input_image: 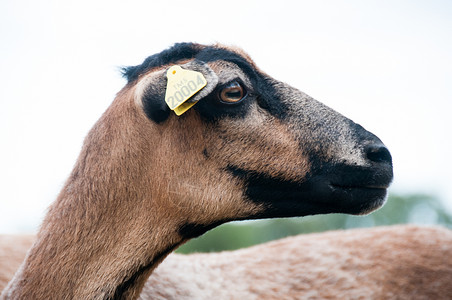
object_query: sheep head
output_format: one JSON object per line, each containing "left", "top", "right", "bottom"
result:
{"left": 123, "top": 43, "right": 393, "bottom": 237}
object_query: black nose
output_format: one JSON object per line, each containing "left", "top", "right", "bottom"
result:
{"left": 365, "top": 144, "right": 392, "bottom": 165}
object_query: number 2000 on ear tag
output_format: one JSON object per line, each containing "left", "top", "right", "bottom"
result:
{"left": 165, "top": 65, "right": 207, "bottom": 116}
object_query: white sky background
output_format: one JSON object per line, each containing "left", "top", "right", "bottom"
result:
{"left": 0, "top": 0, "right": 451, "bottom": 233}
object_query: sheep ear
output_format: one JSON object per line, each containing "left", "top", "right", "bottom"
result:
{"left": 136, "top": 69, "right": 171, "bottom": 123}
{"left": 136, "top": 60, "right": 219, "bottom": 123}
{"left": 178, "top": 60, "right": 219, "bottom": 103}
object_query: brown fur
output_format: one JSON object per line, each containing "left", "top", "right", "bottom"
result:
{"left": 143, "top": 225, "right": 452, "bottom": 300}
{"left": 1, "top": 44, "right": 393, "bottom": 299}
{"left": 0, "top": 235, "right": 34, "bottom": 292}
{"left": 1, "top": 225, "right": 451, "bottom": 299}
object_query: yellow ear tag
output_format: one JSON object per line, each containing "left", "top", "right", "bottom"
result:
{"left": 165, "top": 65, "right": 207, "bottom": 116}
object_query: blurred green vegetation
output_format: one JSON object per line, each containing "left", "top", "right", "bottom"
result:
{"left": 177, "top": 194, "right": 452, "bottom": 254}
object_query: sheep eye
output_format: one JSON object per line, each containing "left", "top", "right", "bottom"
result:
{"left": 219, "top": 81, "right": 246, "bottom": 104}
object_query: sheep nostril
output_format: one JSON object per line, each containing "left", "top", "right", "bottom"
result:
{"left": 366, "top": 144, "right": 392, "bottom": 165}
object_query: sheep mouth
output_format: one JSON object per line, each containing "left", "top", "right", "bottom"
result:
{"left": 330, "top": 184, "right": 389, "bottom": 190}
{"left": 227, "top": 163, "right": 392, "bottom": 218}
{"left": 325, "top": 183, "right": 389, "bottom": 215}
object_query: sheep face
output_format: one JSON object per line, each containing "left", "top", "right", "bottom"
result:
{"left": 128, "top": 43, "right": 393, "bottom": 236}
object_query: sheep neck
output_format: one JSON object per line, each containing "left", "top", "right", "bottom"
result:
{"left": 2, "top": 95, "right": 184, "bottom": 299}
{"left": 3, "top": 191, "right": 183, "bottom": 299}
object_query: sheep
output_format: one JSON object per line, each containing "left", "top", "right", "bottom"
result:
{"left": 142, "top": 225, "right": 452, "bottom": 300}
{"left": 1, "top": 43, "right": 393, "bottom": 299}
{"left": 1, "top": 225, "right": 452, "bottom": 299}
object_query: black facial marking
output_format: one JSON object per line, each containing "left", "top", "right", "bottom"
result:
{"left": 121, "top": 43, "right": 203, "bottom": 83}
{"left": 196, "top": 48, "right": 260, "bottom": 81}
{"left": 227, "top": 162, "right": 392, "bottom": 218}
{"left": 226, "top": 166, "right": 322, "bottom": 218}
{"left": 256, "top": 77, "right": 287, "bottom": 119}
{"left": 178, "top": 221, "right": 226, "bottom": 239}
{"left": 202, "top": 148, "right": 209, "bottom": 158}
{"left": 193, "top": 83, "right": 252, "bottom": 121}
{"left": 142, "top": 85, "right": 170, "bottom": 123}
{"left": 195, "top": 48, "right": 287, "bottom": 119}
